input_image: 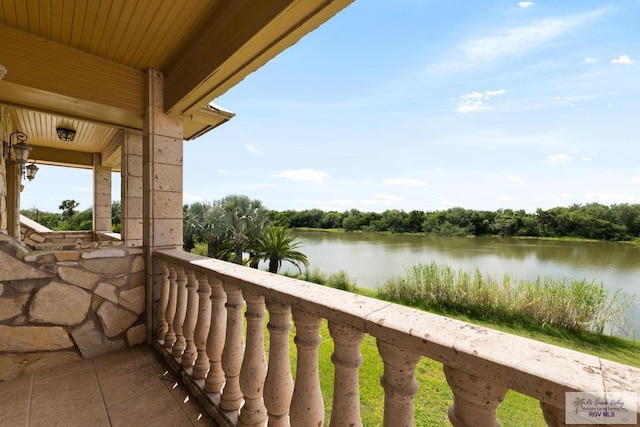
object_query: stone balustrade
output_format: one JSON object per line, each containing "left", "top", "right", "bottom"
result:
{"left": 153, "top": 249, "right": 640, "bottom": 427}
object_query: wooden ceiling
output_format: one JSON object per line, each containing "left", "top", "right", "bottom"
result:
{"left": 0, "top": 0, "right": 354, "bottom": 170}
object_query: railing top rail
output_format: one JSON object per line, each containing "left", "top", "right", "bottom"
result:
{"left": 154, "top": 249, "right": 640, "bottom": 413}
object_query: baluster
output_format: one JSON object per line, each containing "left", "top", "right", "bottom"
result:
{"left": 377, "top": 339, "right": 421, "bottom": 427}
{"left": 220, "top": 282, "right": 245, "bottom": 411}
{"left": 181, "top": 268, "right": 199, "bottom": 369}
{"left": 205, "top": 275, "right": 227, "bottom": 393}
{"left": 264, "top": 300, "right": 294, "bottom": 427}
{"left": 172, "top": 265, "right": 188, "bottom": 358}
{"left": 163, "top": 263, "right": 178, "bottom": 349}
{"left": 328, "top": 322, "right": 364, "bottom": 427}
{"left": 239, "top": 290, "right": 268, "bottom": 426}
{"left": 290, "top": 310, "right": 324, "bottom": 426}
{"left": 156, "top": 259, "right": 170, "bottom": 342}
{"left": 444, "top": 365, "right": 508, "bottom": 427}
{"left": 193, "top": 272, "right": 212, "bottom": 379}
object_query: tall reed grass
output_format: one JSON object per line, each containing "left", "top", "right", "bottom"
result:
{"left": 378, "top": 261, "right": 634, "bottom": 334}
{"left": 290, "top": 267, "right": 358, "bottom": 292}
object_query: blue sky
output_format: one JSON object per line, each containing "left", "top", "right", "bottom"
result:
{"left": 22, "top": 1, "right": 640, "bottom": 214}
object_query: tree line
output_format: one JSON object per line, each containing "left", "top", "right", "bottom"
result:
{"left": 23, "top": 199, "right": 640, "bottom": 244}
{"left": 268, "top": 203, "right": 640, "bottom": 241}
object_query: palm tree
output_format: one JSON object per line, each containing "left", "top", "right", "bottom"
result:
{"left": 253, "top": 225, "right": 309, "bottom": 274}
{"left": 184, "top": 196, "right": 269, "bottom": 263}
{"left": 185, "top": 201, "right": 231, "bottom": 259}
{"left": 219, "top": 195, "right": 269, "bottom": 265}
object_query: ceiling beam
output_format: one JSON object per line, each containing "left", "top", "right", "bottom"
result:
{"left": 0, "top": 25, "right": 144, "bottom": 128}
{"left": 30, "top": 146, "right": 95, "bottom": 169}
{"left": 164, "top": 0, "right": 354, "bottom": 116}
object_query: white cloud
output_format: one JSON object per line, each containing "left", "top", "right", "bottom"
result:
{"left": 244, "top": 144, "right": 263, "bottom": 156}
{"left": 457, "top": 89, "right": 506, "bottom": 113}
{"left": 585, "top": 192, "right": 637, "bottom": 203}
{"left": 438, "top": 198, "right": 463, "bottom": 208}
{"left": 584, "top": 57, "right": 597, "bottom": 63}
{"left": 611, "top": 55, "right": 636, "bottom": 65}
{"left": 461, "top": 10, "right": 604, "bottom": 67}
{"left": 546, "top": 153, "right": 573, "bottom": 164}
{"left": 518, "top": 2, "right": 533, "bottom": 8}
{"left": 507, "top": 176, "right": 524, "bottom": 183}
{"left": 384, "top": 177, "right": 429, "bottom": 186}
{"left": 373, "top": 194, "right": 404, "bottom": 202}
{"left": 628, "top": 176, "right": 640, "bottom": 184}
{"left": 272, "top": 169, "right": 330, "bottom": 183}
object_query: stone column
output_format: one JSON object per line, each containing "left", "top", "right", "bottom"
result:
{"left": 121, "top": 130, "right": 143, "bottom": 246}
{"left": 143, "top": 69, "right": 184, "bottom": 342}
{"left": 93, "top": 153, "right": 112, "bottom": 233}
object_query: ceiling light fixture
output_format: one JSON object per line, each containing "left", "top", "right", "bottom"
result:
{"left": 56, "top": 127, "right": 76, "bottom": 142}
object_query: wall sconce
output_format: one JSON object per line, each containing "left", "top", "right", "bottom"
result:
{"left": 3, "top": 131, "right": 38, "bottom": 181}
{"left": 3, "top": 131, "right": 32, "bottom": 165}
{"left": 56, "top": 127, "right": 76, "bottom": 142}
{"left": 25, "top": 162, "right": 39, "bottom": 181}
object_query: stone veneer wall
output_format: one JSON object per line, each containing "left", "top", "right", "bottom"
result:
{"left": 0, "top": 234, "right": 146, "bottom": 380}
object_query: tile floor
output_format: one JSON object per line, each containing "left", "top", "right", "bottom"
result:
{"left": 0, "top": 345, "right": 217, "bottom": 427}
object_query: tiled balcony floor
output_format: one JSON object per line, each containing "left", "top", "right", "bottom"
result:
{"left": 0, "top": 344, "right": 217, "bottom": 427}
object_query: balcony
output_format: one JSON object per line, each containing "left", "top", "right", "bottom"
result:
{"left": 1, "top": 1, "right": 639, "bottom": 425}
{"left": 1, "top": 235, "right": 639, "bottom": 425}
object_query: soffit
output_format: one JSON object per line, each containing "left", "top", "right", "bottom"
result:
{"left": 0, "top": 0, "right": 354, "bottom": 170}
{"left": 0, "top": 0, "right": 218, "bottom": 70}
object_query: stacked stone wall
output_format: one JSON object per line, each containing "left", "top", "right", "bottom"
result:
{"left": 0, "top": 234, "right": 146, "bottom": 380}
{"left": 20, "top": 224, "right": 121, "bottom": 249}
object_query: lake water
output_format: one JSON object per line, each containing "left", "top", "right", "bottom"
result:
{"left": 286, "top": 231, "right": 640, "bottom": 337}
